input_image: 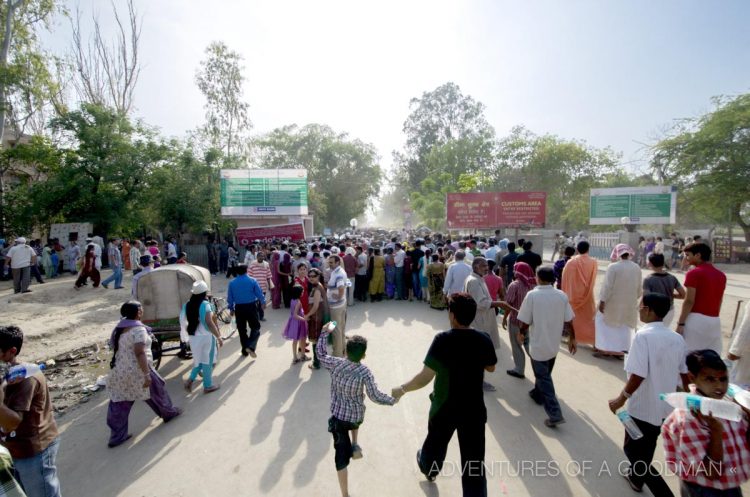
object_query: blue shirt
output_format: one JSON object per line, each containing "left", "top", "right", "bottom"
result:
{"left": 227, "top": 274, "right": 265, "bottom": 310}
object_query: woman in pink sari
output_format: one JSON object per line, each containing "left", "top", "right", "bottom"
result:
{"left": 270, "top": 249, "right": 282, "bottom": 309}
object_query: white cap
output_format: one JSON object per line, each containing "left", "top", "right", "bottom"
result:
{"left": 15, "top": 237, "right": 26, "bottom": 244}
{"left": 191, "top": 281, "right": 209, "bottom": 295}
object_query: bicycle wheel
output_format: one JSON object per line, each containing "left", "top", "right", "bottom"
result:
{"left": 214, "top": 298, "right": 232, "bottom": 324}
{"left": 221, "top": 320, "right": 237, "bottom": 340}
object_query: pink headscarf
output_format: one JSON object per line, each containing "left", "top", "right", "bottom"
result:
{"left": 513, "top": 261, "right": 536, "bottom": 290}
{"left": 610, "top": 243, "right": 635, "bottom": 261}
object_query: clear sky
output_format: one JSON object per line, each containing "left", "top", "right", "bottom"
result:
{"left": 44, "top": 0, "right": 750, "bottom": 174}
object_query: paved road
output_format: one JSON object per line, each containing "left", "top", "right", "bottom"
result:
{"left": 55, "top": 268, "right": 750, "bottom": 497}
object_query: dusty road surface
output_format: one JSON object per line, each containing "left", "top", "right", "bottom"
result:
{"left": 0, "top": 263, "right": 748, "bottom": 496}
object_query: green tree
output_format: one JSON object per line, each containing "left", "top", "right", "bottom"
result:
{"left": 651, "top": 94, "right": 750, "bottom": 242}
{"left": 40, "top": 103, "right": 170, "bottom": 235}
{"left": 252, "top": 124, "right": 382, "bottom": 229}
{"left": 399, "top": 82, "right": 496, "bottom": 190}
{"left": 411, "top": 172, "right": 477, "bottom": 231}
{"left": 0, "top": 0, "right": 64, "bottom": 236}
{"left": 490, "top": 127, "right": 620, "bottom": 230}
{"left": 143, "top": 144, "right": 221, "bottom": 236}
{"left": 195, "top": 41, "right": 251, "bottom": 166}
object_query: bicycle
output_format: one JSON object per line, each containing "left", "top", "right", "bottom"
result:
{"left": 211, "top": 296, "right": 237, "bottom": 339}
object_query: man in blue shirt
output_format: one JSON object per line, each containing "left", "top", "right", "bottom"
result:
{"left": 227, "top": 264, "right": 266, "bottom": 358}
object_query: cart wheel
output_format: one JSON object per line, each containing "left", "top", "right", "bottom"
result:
{"left": 151, "top": 339, "right": 163, "bottom": 370}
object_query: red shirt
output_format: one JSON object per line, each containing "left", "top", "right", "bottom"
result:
{"left": 684, "top": 263, "right": 726, "bottom": 317}
{"left": 294, "top": 276, "right": 309, "bottom": 313}
{"left": 342, "top": 254, "right": 357, "bottom": 278}
{"left": 484, "top": 273, "right": 504, "bottom": 300}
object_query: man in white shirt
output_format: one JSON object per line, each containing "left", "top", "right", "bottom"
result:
{"left": 607, "top": 293, "right": 689, "bottom": 495}
{"left": 443, "top": 251, "right": 472, "bottom": 298}
{"left": 354, "top": 246, "right": 368, "bottom": 302}
{"left": 394, "top": 243, "right": 406, "bottom": 300}
{"left": 166, "top": 239, "right": 178, "bottom": 264}
{"left": 5, "top": 237, "right": 36, "bottom": 293}
{"left": 327, "top": 255, "right": 349, "bottom": 357}
{"left": 517, "top": 266, "right": 576, "bottom": 428}
{"left": 244, "top": 245, "right": 257, "bottom": 266}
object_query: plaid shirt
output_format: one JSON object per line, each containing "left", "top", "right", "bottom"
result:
{"left": 662, "top": 408, "right": 750, "bottom": 490}
{"left": 317, "top": 329, "right": 395, "bottom": 424}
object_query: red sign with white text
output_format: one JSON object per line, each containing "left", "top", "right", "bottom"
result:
{"left": 236, "top": 223, "right": 306, "bottom": 244}
{"left": 446, "top": 192, "right": 547, "bottom": 229}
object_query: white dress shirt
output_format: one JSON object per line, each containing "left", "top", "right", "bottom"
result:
{"left": 443, "top": 261, "right": 472, "bottom": 296}
{"left": 625, "top": 321, "right": 688, "bottom": 426}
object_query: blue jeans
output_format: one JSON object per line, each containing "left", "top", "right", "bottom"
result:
{"left": 101, "top": 265, "right": 123, "bottom": 288}
{"left": 14, "top": 437, "right": 62, "bottom": 497}
{"left": 530, "top": 357, "right": 562, "bottom": 421}
{"left": 395, "top": 267, "right": 404, "bottom": 299}
{"left": 412, "top": 272, "right": 422, "bottom": 300}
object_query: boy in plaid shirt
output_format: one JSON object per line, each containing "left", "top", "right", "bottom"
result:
{"left": 662, "top": 349, "right": 750, "bottom": 496}
{"left": 318, "top": 323, "right": 396, "bottom": 497}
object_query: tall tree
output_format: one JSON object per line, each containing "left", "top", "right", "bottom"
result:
{"left": 0, "top": 0, "right": 62, "bottom": 236}
{"left": 399, "top": 82, "right": 496, "bottom": 190}
{"left": 195, "top": 41, "right": 251, "bottom": 165}
{"left": 69, "top": 0, "right": 141, "bottom": 114}
{"left": 652, "top": 94, "right": 750, "bottom": 242}
{"left": 41, "top": 103, "right": 169, "bottom": 235}
{"left": 490, "top": 127, "right": 620, "bottom": 230}
{"left": 252, "top": 124, "right": 382, "bottom": 229}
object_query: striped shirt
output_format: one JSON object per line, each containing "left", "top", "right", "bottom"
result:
{"left": 317, "top": 328, "right": 395, "bottom": 424}
{"left": 327, "top": 266, "right": 348, "bottom": 308}
{"left": 248, "top": 261, "right": 271, "bottom": 293}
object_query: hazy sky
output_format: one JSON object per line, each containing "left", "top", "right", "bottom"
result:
{"left": 45, "top": 0, "right": 750, "bottom": 174}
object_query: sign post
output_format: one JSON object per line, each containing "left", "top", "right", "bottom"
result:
{"left": 220, "top": 169, "right": 308, "bottom": 216}
{"left": 446, "top": 192, "right": 547, "bottom": 230}
{"left": 589, "top": 186, "right": 676, "bottom": 225}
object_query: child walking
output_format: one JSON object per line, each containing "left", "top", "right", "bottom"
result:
{"left": 317, "top": 322, "right": 396, "bottom": 497}
{"left": 283, "top": 285, "right": 309, "bottom": 365}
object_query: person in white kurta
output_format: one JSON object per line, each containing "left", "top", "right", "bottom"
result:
{"left": 728, "top": 302, "right": 750, "bottom": 387}
{"left": 464, "top": 257, "right": 508, "bottom": 391}
{"left": 596, "top": 246, "right": 642, "bottom": 356}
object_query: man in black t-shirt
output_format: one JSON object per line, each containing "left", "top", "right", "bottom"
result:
{"left": 516, "top": 241, "right": 542, "bottom": 272}
{"left": 393, "top": 293, "right": 497, "bottom": 497}
{"left": 499, "top": 242, "right": 519, "bottom": 288}
{"left": 409, "top": 241, "right": 425, "bottom": 300}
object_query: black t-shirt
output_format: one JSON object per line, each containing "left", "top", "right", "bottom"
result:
{"left": 410, "top": 248, "right": 425, "bottom": 272}
{"left": 517, "top": 250, "right": 542, "bottom": 272}
{"left": 643, "top": 272, "right": 683, "bottom": 306}
{"left": 500, "top": 252, "right": 519, "bottom": 281}
{"left": 424, "top": 329, "right": 498, "bottom": 422}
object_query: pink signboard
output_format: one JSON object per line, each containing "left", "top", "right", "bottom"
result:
{"left": 236, "top": 223, "right": 306, "bottom": 244}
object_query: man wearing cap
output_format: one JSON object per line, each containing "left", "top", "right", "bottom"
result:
{"left": 327, "top": 255, "right": 349, "bottom": 357}
{"left": 132, "top": 254, "right": 154, "bottom": 298}
{"left": 341, "top": 245, "right": 357, "bottom": 306}
{"left": 228, "top": 264, "right": 266, "bottom": 358}
{"left": 596, "top": 244, "right": 642, "bottom": 358}
{"left": 5, "top": 237, "right": 36, "bottom": 294}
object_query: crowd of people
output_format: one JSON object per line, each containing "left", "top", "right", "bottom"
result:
{"left": 2, "top": 227, "right": 750, "bottom": 497}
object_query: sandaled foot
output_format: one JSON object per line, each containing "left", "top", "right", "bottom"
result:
{"left": 203, "top": 385, "right": 220, "bottom": 394}
{"left": 184, "top": 379, "right": 195, "bottom": 392}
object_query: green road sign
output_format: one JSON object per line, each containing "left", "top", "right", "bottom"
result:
{"left": 589, "top": 186, "right": 676, "bottom": 225}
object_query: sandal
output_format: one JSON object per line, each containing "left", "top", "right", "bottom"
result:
{"left": 308, "top": 363, "right": 320, "bottom": 370}
{"left": 292, "top": 358, "right": 301, "bottom": 365}
{"left": 183, "top": 379, "right": 195, "bottom": 392}
{"left": 299, "top": 355, "right": 311, "bottom": 362}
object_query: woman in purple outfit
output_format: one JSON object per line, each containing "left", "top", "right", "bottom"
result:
{"left": 106, "top": 301, "right": 181, "bottom": 448}
{"left": 283, "top": 285, "right": 309, "bottom": 365}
